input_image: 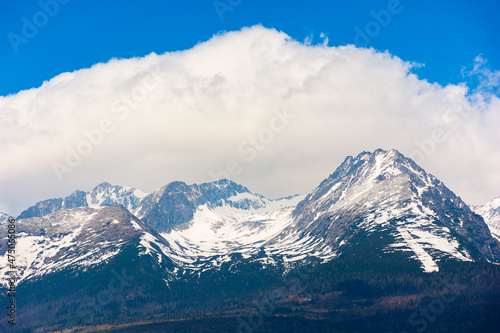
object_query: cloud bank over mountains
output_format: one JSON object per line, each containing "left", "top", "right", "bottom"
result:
{"left": 1, "top": 25, "right": 499, "bottom": 215}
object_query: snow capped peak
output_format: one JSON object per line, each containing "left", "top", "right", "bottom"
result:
{"left": 0, "top": 211, "right": 12, "bottom": 224}
{"left": 472, "top": 196, "right": 500, "bottom": 241}
{"left": 323, "top": 149, "right": 438, "bottom": 203}
{"left": 87, "top": 182, "right": 148, "bottom": 211}
{"left": 17, "top": 183, "right": 149, "bottom": 220}
{"left": 479, "top": 196, "right": 500, "bottom": 212}
{"left": 290, "top": 149, "right": 500, "bottom": 270}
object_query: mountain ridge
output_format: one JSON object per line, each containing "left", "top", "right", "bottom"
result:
{"left": 16, "top": 182, "right": 148, "bottom": 220}
{"left": 2, "top": 148, "right": 498, "bottom": 284}
{"left": 284, "top": 149, "right": 499, "bottom": 268}
{"left": 2, "top": 148, "right": 500, "bottom": 331}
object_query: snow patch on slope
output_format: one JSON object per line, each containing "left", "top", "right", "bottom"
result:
{"left": 158, "top": 194, "right": 335, "bottom": 269}
{"left": 395, "top": 227, "right": 439, "bottom": 272}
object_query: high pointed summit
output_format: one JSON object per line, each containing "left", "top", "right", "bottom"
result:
{"left": 286, "top": 149, "right": 499, "bottom": 270}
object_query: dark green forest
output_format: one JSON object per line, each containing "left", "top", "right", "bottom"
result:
{"left": 4, "top": 232, "right": 500, "bottom": 333}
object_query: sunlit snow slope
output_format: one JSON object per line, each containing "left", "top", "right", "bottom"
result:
{"left": 0, "top": 206, "right": 157, "bottom": 287}
{"left": 160, "top": 194, "right": 337, "bottom": 270}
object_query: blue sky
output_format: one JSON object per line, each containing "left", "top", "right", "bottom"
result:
{"left": 1, "top": 0, "right": 500, "bottom": 215}
{"left": 1, "top": 0, "right": 499, "bottom": 97}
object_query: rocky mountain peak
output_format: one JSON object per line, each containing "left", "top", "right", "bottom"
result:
{"left": 17, "top": 183, "right": 148, "bottom": 220}
{"left": 135, "top": 179, "right": 268, "bottom": 233}
{"left": 289, "top": 149, "right": 500, "bottom": 266}
{"left": 162, "top": 181, "right": 190, "bottom": 192}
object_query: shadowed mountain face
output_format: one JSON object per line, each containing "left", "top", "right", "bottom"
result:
{"left": 133, "top": 179, "right": 270, "bottom": 232}
{"left": 1, "top": 149, "right": 500, "bottom": 331}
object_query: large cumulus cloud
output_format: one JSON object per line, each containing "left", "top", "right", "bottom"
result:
{"left": 1, "top": 25, "right": 499, "bottom": 215}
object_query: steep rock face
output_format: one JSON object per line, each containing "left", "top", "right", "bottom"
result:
{"left": 135, "top": 181, "right": 198, "bottom": 232}
{"left": 286, "top": 149, "right": 500, "bottom": 268}
{"left": 17, "top": 183, "right": 148, "bottom": 220}
{"left": 63, "top": 190, "right": 88, "bottom": 209}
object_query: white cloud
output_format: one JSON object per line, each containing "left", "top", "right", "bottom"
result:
{"left": 461, "top": 54, "right": 500, "bottom": 100}
{"left": 1, "top": 25, "right": 499, "bottom": 215}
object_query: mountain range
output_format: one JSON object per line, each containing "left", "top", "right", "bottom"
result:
{"left": 15, "top": 182, "right": 148, "bottom": 220}
{"left": 1, "top": 148, "right": 499, "bottom": 332}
